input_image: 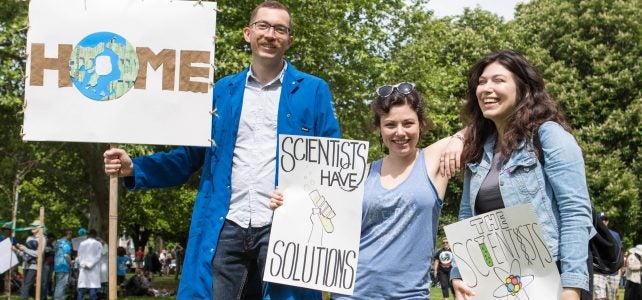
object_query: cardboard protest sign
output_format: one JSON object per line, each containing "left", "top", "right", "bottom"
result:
{"left": 264, "top": 135, "right": 369, "bottom": 295}
{"left": 23, "top": 0, "right": 216, "bottom": 146}
{"left": 0, "top": 239, "right": 19, "bottom": 274}
{"left": 444, "top": 204, "right": 562, "bottom": 299}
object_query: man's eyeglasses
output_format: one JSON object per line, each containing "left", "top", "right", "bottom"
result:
{"left": 251, "top": 21, "right": 290, "bottom": 35}
{"left": 376, "top": 82, "right": 415, "bottom": 97}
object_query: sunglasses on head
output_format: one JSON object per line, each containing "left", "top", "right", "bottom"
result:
{"left": 376, "top": 82, "right": 415, "bottom": 97}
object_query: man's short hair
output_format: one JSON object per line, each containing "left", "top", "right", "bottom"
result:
{"left": 249, "top": 1, "right": 292, "bottom": 28}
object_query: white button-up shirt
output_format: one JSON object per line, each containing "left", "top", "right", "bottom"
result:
{"left": 227, "top": 63, "right": 286, "bottom": 228}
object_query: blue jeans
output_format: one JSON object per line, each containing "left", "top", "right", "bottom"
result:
{"left": 211, "top": 220, "right": 270, "bottom": 300}
{"left": 76, "top": 288, "right": 97, "bottom": 300}
{"left": 20, "top": 267, "right": 51, "bottom": 300}
{"left": 53, "top": 272, "right": 69, "bottom": 300}
{"left": 41, "top": 264, "right": 51, "bottom": 299}
{"left": 21, "top": 269, "right": 36, "bottom": 300}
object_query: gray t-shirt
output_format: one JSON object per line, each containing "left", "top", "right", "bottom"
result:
{"left": 475, "top": 151, "right": 505, "bottom": 215}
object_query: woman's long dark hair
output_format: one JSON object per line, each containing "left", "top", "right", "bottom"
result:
{"left": 460, "top": 49, "right": 571, "bottom": 166}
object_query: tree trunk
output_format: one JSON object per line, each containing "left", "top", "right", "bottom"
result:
{"left": 77, "top": 143, "right": 110, "bottom": 240}
{"left": 130, "top": 223, "right": 151, "bottom": 251}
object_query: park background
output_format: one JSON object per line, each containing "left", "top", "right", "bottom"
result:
{"left": 0, "top": 0, "right": 640, "bottom": 291}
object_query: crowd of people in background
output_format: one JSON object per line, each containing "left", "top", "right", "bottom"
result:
{"left": 1, "top": 218, "right": 639, "bottom": 299}
{"left": 0, "top": 222, "right": 184, "bottom": 299}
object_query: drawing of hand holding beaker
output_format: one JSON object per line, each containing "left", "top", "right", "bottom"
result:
{"left": 307, "top": 189, "right": 336, "bottom": 245}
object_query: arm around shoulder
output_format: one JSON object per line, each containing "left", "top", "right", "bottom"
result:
{"left": 425, "top": 132, "right": 464, "bottom": 177}
{"left": 435, "top": 130, "right": 465, "bottom": 178}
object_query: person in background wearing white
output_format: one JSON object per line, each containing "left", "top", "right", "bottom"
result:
{"left": 98, "top": 238, "right": 109, "bottom": 297}
{"left": 159, "top": 249, "right": 168, "bottom": 276}
{"left": 624, "top": 245, "right": 641, "bottom": 300}
{"left": 76, "top": 229, "right": 102, "bottom": 300}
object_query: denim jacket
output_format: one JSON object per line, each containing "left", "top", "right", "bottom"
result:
{"left": 451, "top": 121, "right": 593, "bottom": 291}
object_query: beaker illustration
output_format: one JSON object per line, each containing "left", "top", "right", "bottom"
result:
{"left": 479, "top": 242, "right": 494, "bottom": 267}
{"left": 308, "top": 190, "right": 335, "bottom": 233}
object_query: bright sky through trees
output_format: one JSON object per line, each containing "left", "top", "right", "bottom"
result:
{"left": 426, "top": 0, "right": 529, "bottom": 20}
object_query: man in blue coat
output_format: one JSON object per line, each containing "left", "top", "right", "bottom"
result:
{"left": 104, "top": 1, "right": 340, "bottom": 299}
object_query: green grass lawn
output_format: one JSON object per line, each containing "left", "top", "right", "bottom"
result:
{"left": 426, "top": 285, "right": 626, "bottom": 300}
{"left": 6, "top": 273, "right": 180, "bottom": 300}
{"left": 7, "top": 276, "right": 627, "bottom": 299}
{"left": 116, "top": 273, "right": 179, "bottom": 300}
{"left": 114, "top": 285, "right": 628, "bottom": 300}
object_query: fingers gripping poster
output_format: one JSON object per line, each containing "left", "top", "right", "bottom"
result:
{"left": 444, "top": 204, "right": 562, "bottom": 299}
{"left": 23, "top": 0, "right": 216, "bottom": 146}
{"left": 264, "top": 135, "right": 369, "bottom": 295}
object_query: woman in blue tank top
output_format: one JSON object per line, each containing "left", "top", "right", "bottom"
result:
{"left": 272, "top": 83, "right": 462, "bottom": 299}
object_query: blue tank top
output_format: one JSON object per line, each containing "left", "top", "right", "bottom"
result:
{"left": 333, "top": 149, "right": 442, "bottom": 299}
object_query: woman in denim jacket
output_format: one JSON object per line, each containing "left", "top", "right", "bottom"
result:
{"left": 451, "top": 49, "right": 593, "bottom": 300}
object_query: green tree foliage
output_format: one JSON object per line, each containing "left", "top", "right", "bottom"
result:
{"left": 0, "top": 0, "right": 45, "bottom": 235}
{"left": 513, "top": 0, "right": 642, "bottom": 246}
{"left": 1, "top": 0, "right": 639, "bottom": 249}
{"left": 576, "top": 100, "right": 642, "bottom": 246}
{"left": 0, "top": 1, "right": 89, "bottom": 242}
{"left": 514, "top": 0, "right": 642, "bottom": 127}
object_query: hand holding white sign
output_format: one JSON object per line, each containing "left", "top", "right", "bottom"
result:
{"left": 444, "top": 204, "right": 562, "bottom": 300}
{"left": 264, "top": 135, "right": 368, "bottom": 295}
{"left": 103, "top": 148, "right": 134, "bottom": 177}
{"left": 269, "top": 188, "right": 284, "bottom": 210}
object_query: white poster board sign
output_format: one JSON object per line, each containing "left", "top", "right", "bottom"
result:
{"left": 0, "top": 239, "right": 19, "bottom": 274}
{"left": 264, "top": 135, "right": 369, "bottom": 295}
{"left": 23, "top": 0, "right": 216, "bottom": 146}
{"left": 444, "top": 204, "right": 562, "bottom": 299}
